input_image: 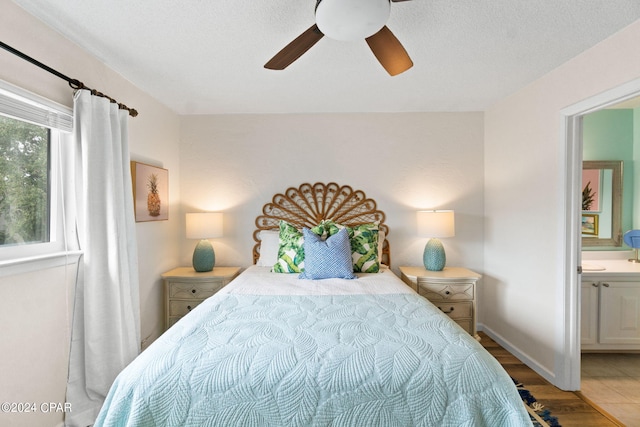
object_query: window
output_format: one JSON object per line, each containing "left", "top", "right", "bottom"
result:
{"left": 0, "top": 80, "right": 72, "bottom": 263}
{"left": 0, "top": 115, "right": 51, "bottom": 245}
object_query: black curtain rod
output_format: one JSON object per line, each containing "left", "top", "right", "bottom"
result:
{"left": 0, "top": 40, "right": 138, "bottom": 117}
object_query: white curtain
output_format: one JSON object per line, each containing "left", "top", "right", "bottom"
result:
{"left": 64, "top": 90, "right": 141, "bottom": 427}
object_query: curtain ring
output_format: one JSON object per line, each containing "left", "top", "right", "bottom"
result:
{"left": 68, "top": 79, "right": 85, "bottom": 90}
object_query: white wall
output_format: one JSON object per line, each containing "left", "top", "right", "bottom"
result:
{"left": 179, "top": 112, "right": 485, "bottom": 277}
{"left": 0, "top": 2, "right": 181, "bottom": 426}
{"left": 0, "top": 265, "right": 76, "bottom": 427}
{"left": 484, "top": 19, "right": 640, "bottom": 387}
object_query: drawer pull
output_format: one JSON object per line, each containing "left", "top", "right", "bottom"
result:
{"left": 602, "top": 283, "right": 610, "bottom": 288}
{"left": 591, "top": 283, "right": 598, "bottom": 287}
{"left": 187, "top": 305, "right": 192, "bottom": 310}
{"left": 439, "top": 306, "right": 454, "bottom": 314}
{"left": 192, "top": 289, "right": 196, "bottom": 294}
{"left": 445, "top": 291, "right": 450, "bottom": 295}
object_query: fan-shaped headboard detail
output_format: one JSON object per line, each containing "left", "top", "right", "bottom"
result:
{"left": 253, "top": 182, "right": 390, "bottom": 266}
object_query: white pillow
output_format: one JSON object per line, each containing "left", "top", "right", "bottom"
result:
{"left": 378, "top": 230, "right": 385, "bottom": 263}
{"left": 256, "top": 230, "right": 280, "bottom": 266}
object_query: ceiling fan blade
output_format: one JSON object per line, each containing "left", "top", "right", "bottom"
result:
{"left": 264, "top": 24, "right": 324, "bottom": 70}
{"left": 365, "top": 26, "right": 413, "bottom": 76}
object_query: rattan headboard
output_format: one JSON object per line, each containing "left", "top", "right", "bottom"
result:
{"left": 253, "top": 182, "right": 390, "bottom": 266}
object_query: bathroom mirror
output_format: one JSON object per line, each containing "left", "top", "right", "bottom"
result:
{"left": 581, "top": 160, "right": 622, "bottom": 247}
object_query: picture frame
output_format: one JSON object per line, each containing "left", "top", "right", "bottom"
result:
{"left": 581, "top": 213, "right": 599, "bottom": 236}
{"left": 131, "top": 161, "right": 168, "bottom": 222}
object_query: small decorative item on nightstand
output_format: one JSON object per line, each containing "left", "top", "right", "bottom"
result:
{"left": 186, "top": 212, "right": 223, "bottom": 272}
{"left": 161, "top": 266, "right": 240, "bottom": 330}
{"left": 417, "top": 210, "right": 455, "bottom": 271}
{"left": 399, "top": 265, "right": 481, "bottom": 339}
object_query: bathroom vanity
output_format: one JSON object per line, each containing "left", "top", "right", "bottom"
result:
{"left": 582, "top": 259, "right": 640, "bottom": 351}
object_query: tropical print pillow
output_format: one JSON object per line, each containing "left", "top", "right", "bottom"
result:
{"left": 317, "top": 220, "right": 380, "bottom": 273}
{"left": 272, "top": 220, "right": 305, "bottom": 273}
{"left": 311, "top": 219, "right": 333, "bottom": 240}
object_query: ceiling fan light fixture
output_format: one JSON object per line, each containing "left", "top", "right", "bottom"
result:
{"left": 315, "top": 0, "right": 390, "bottom": 41}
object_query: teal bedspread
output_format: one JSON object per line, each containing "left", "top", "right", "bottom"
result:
{"left": 94, "top": 293, "right": 532, "bottom": 426}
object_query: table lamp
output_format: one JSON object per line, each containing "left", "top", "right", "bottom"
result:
{"left": 186, "top": 212, "right": 223, "bottom": 272}
{"left": 417, "top": 210, "right": 455, "bottom": 271}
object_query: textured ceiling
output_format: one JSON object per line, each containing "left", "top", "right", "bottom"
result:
{"left": 11, "top": 0, "right": 640, "bottom": 115}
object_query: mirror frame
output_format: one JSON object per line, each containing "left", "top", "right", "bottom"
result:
{"left": 582, "top": 160, "right": 623, "bottom": 247}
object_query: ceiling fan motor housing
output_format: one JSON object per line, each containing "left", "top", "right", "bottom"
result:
{"left": 315, "top": 0, "right": 391, "bottom": 41}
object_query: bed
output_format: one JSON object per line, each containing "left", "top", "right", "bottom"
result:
{"left": 94, "top": 182, "right": 532, "bottom": 426}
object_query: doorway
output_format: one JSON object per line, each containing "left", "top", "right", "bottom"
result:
{"left": 562, "top": 78, "right": 640, "bottom": 392}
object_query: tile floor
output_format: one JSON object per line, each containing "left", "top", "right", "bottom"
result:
{"left": 581, "top": 352, "right": 640, "bottom": 426}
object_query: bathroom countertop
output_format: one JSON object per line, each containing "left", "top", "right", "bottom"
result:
{"left": 582, "top": 259, "right": 640, "bottom": 275}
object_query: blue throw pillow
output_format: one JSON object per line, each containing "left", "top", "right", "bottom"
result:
{"left": 299, "top": 227, "right": 356, "bottom": 280}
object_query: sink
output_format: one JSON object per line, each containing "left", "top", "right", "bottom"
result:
{"left": 582, "top": 263, "right": 606, "bottom": 271}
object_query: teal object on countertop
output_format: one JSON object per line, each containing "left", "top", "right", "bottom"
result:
{"left": 193, "top": 239, "right": 215, "bottom": 272}
{"left": 423, "top": 238, "right": 446, "bottom": 271}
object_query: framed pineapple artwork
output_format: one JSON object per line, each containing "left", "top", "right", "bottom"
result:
{"left": 131, "top": 161, "right": 169, "bottom": 222}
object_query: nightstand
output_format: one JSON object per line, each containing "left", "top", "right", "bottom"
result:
{"left": 399, "top": 266, "right": 481, "bottom": 339}
{"left": 161, "top": 266, "right": 240, "bottom": 330}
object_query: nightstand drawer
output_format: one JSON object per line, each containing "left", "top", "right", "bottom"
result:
{"left": 432, "top": 301, "right": 472, "bottom": 320}
{"left": 169, "top": 300, "right": 203, "bottom": 316}
{"left": 168, "top": 281, "right": 224, "bottom": 299}
{"left": 417, "top": 281, "right": 474, "bottom": 301}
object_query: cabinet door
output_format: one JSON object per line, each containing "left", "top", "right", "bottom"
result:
{"left": 599, "top": 281, "right": 640, "bottom": 345}
{"left": 581, "top": 281, "right": 599, "bottom": 345}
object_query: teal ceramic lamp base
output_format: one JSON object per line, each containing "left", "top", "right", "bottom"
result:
{"left": 193, "top": 239, "right": 215, "bottom": 272}
{"left": 423, "top": 238, "right": 446, "bottom": 271}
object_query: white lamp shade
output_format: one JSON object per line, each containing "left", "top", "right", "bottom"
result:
{"left": 417, "top": 210, "right": 455, "bottom": 238}
{"left": 186, "top": 212, "right": 223, "bottom": 239}
{"left": 315, "top": 0, "right": 390, "bottom": 41}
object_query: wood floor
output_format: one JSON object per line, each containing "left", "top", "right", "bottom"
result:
{"left": 479, "top": 332, "right": 624, "bottom": 427}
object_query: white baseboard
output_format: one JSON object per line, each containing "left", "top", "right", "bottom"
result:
{"left": 478, "top": 323, "right": 557, "bottom": 384}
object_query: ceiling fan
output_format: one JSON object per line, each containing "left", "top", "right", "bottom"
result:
{"left": 264, "top": 0, "right": 414, "bottom": 76}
